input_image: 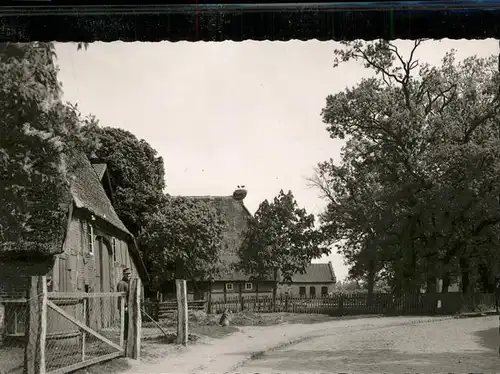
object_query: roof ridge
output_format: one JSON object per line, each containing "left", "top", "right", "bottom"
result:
{"left": 328, "top": 261, "right": 336, "bottom": 281}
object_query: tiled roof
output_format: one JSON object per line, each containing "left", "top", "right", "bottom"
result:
{"left": 172, "top": 195, "right": 274, "bottom": 282}
{"left": 288, "top": 263, "right": 336, "bottom": 283}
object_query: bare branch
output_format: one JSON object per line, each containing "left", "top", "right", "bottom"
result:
{"left": 306, "top": 169, "right": 337, "bottom": 204}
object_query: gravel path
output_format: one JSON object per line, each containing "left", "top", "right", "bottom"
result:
{"left": 236, "top": 315, "right": 499, "bottom": 374}
{"left": 123, "top": 315, "right": 497, "bottom": 374}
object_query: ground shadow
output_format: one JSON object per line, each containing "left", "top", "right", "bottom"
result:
{"left": 238, "top": 348, "right": 499, "bottom": 373}
{"left": 474, "top": 327, "right": 498, "bottom": 353}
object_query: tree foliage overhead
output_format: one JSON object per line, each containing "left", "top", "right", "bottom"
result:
{"left": 237, "top": 190, "right": 328, "bottom": 283}
{"left": 81, "top": 122, "right": 166, "bottom": 238}
{"left": 0, "top": 42, "right": 87, "bottom": 254}
{"left": 312, "top": 40, "right": 500, "bottom": 294}
{"left": 138, "top": 196, "right": 226, "bottom": 289}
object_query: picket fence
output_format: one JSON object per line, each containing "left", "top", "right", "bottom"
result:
{"left": 209, "top": 292, "right": 498, "bottom": 315}
{"left": 144, "top": 292, "right": 498, "bottom": 320}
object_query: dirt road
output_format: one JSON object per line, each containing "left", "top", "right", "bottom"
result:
{"left": 125, "top": 316, "right": 499, "bottom": 374}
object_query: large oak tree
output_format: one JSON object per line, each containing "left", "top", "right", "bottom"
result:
{"left": 312, "top": 40, "right": 500, "bottom": 295}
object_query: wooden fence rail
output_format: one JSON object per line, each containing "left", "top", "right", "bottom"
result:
{"left": 141, "top": 292, "right": 498, "bottom": 324}
{"left": 143, "top": 299, "right": 206, "bottom": 321}
{"left": 143, "top": 292, "right": 498, "bottom": 318}
{"left": 20, "top": 276, "right": 142, "bottom": 374}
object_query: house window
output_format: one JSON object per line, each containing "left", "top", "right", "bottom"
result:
{"left": 321, "top": 286, "right": 328, "bottom": 296}
{"left": 245, "top": 282, "right": 253, "bottom": 290}
{"left": 299, "top": 286, "right": 306, "bottom": 296}
{"left": 225, "top": 283, "right": 234, "bottom": 291}
{"left": 309, "top": 286, "right": 316, "bottom": 297}
{"left": 87, "top": 224, "right": 94, "bottom": 255}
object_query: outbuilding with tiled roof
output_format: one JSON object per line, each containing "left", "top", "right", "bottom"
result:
{"left": 278, "top": 262, "right": 337, "bottom": 298}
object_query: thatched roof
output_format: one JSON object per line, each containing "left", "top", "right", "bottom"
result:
{"left": 1, "top": 152, "right": 148, "bottom": 280}
{"left": 91, "top": 163, "right": 107, "bottom": 180}
{"left": 70, "top": 154, "right": 131, "bottom": 235}
{"left": 70, "top": 154, "right": 147, "bottom": 280}
{"left": 174, "top": 195, "right": 274, "bottom": 282}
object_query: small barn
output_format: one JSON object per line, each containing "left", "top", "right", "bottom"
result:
{"left": 278, "top": 262, "right": 337, "bottom": 298}
{"left": 0, "top": 152, "right": 147, "bottom": 341}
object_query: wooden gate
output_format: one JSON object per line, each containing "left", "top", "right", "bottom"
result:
{"left": 45, "top": 292, "right": 126, "bottom": 374}
{"left": 24, "top": 276, "right": 141, "bottom": 374}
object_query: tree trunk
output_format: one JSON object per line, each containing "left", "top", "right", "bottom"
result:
{"left": 191, "top": 279, "right": 202, "bottom": 300}
{"left": 366, "top": 258, "right": 375, "bottom": 307}
{"left": 175, "top": 258, "right": 185, "bottom": 279}
{"left": 441, "top": 272, "right": 451, "bottom": 293}
{"left": 478, "top": 264, "right": 496, "bottom": 293}
{"left": 460, "top": 257, "right": 471, "bottom": 295}
{"left": 272, "top": 269, "right": 278, "bottom": 313}
{"left": 425, "top": 275, "right": 437, "bottom": 294}
{"left": 255, "top": 282, "right": 259, "bottom": 312}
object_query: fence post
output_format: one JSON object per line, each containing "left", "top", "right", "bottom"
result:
{"left": 176, "top": 279, "right": 188, "bottom": 346}
{"left": 339, "top": 294, "right": 344, "bottom": 315}
{"left": 119, "top": 296, "right": 125, "bottom": 349}
{"left": 126, "top": 278, "right": 141, "bottom": 359}
{"left": 82, "top": 298, "right": 87, "bottom": 361}
{"left": 24, "top": 276, "right": 47, "bottom": 374}
{"left": 155, "top": 300, "right": 160, "bottom": 321}
{"left": 207, "top": 291, "right": 212, "bottom": 314}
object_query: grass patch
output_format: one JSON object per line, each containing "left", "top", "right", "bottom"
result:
{"left": 144, "top": 309, "right": 385, "bottom": 329}
{"left": 144, "top": 309, "right": 339, "bottom": 329}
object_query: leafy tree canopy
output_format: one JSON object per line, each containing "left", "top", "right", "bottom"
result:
{"left": 313, "top": 40, "right": 500, "bottom": 294}
{"left": 138, "top": 196, "right": 226, "bottom": 289}
{"left": 0, "top": 42, "right": 88, "bottom": 254}
{"left": 81, "top": 122, "right": 166, "bottom": 238}
{"left": 238, "top": 190, "right": 328, "bottom": 283}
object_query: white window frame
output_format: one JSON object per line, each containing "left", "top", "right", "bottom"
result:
{"left": 88, "top": 224, "right": 94, "bottom": 255}
{"left": 245, "top": 282, "right": 253, "bottom": 290}
{"left": 225, "top": 282, "right": 234, "bottom": 291}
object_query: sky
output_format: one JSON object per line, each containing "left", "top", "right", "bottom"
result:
{"left": 55, "top": 39, "right": 498, "bottom": 282}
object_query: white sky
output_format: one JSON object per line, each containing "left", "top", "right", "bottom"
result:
{"left": 55, "top": 39, "right": 498, "bottom": 282}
